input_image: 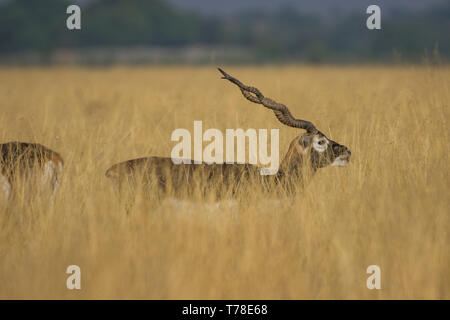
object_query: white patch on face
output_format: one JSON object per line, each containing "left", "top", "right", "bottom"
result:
{"left": 312, "top": 136, "right": 329, "bottom": 153}
{"left": 330, "top": 156, "right": 349, "bottom": 167}
{"left": 0, "top": 175, "right": 11, "bottom": 200}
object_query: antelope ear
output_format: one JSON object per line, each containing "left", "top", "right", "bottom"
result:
{"left": 299, "top": 135, "right": 313, "bottom": 149}
{"left": 294, "top": 136, "right": 310, "bottom": 155}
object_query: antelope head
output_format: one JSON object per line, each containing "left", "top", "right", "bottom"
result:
{"left": 218, "top": 68, "right": 351, "bottom": 176}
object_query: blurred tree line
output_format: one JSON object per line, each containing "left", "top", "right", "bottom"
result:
{"left": 0, "top": 0, "right": 448, "bottom": 63}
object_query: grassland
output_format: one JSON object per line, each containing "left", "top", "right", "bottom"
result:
{"left": 0, "top": 65, "right": 448, "bottom": 299}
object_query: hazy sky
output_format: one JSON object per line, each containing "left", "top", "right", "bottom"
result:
{"left": 166, "top": 0, "right": 446, "bottom": 16}
{"left": 1, "top": 0, "right": 445, "bottom": 17}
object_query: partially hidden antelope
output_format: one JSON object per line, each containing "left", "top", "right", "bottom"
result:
{"left": 105, "top": 68, "right": 351, "bottom": 201}
{"left": 0, "top": 142, "right": 63, "bottom": 201}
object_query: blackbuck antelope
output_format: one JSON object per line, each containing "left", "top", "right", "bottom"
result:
{"left": 0, "top": 142, "right": 63, "bottom": 201}
{"left": 105, "top": 68, "right": 351, "bottom": 200}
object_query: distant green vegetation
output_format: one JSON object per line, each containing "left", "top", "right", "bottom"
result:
{"left": 0, "top": 0, "right": 448, "bottom": 63}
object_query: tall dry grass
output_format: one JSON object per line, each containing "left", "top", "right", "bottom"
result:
{"left": 0, "top": 65, "right": 448, "bottom": 299}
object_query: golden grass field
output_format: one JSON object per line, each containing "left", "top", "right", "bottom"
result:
{"left": 0, "top": 65, "right": 448, "bottom": 299}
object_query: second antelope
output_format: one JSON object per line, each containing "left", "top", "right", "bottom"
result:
{"left": 105, "top": 68, "right": 351, "bottom": 200}
{"left": 0, "top": 142, "right": 63, "bottom": 201}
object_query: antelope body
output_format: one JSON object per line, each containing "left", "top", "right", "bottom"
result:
{"left": 106, "top": 68, "right": 351, "bottom": 200}
{"left": 0, "top": 142, "right": 63, "bottom": 201}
